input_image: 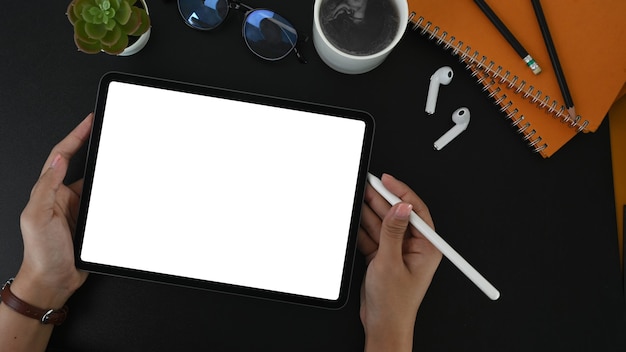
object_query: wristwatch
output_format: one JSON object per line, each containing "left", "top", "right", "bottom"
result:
{"left": 1, "top": 278, "right": 68, "bottom": 325}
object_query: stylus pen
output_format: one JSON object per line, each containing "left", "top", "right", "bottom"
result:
{"left": 367, "top": 173, "right": 501, "bottom": 300}
{"left": 473, "top": 0, "right": 541, "bottom": 75}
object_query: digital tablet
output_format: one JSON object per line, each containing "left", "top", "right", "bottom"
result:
{"left": 74, "top": 72, "right": 374, "bottom": 309}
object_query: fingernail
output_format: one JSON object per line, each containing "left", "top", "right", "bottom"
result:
{"left": 381, "top": 173, "right": 395, "bottom": 181}
{"left": 50, "top": 154, "right": 62, "bottom": 169}
{"left": 394, "top": 203, "right": 412, "bottom": 220}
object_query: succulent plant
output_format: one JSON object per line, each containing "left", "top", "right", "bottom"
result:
{"left": 67, "top": 0, "right": 150, "bottom": 55}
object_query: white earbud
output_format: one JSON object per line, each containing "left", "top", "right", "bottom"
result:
{"left": 434, "top": 107, "right": 470, "bottom": 150}
{"left": 425, "top": 66, "right": 454, "bottom": 115}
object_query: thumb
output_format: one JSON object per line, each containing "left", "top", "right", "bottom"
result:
{"left": 21, "top": 154, "right": 68, "bottom": 233}
{"left": 29, "top": 154, "right": 67, "bottom": 211}
{"left": 377, "top": 202, "right": 412, "bottom": 263}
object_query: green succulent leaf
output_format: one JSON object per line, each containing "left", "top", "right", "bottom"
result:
{"left": 82, "top": 5, "right": 99, "bottom": 24}
{"left": 72, "top": 0, "right": 93, "bottom": 20}
{"left": 100, "top": 25, "right": 122, "bottom": 46}
{"left": 73, "top": 19, "right": 91, "bottom": 41}
{"left": 101, "top": 33, "right": 128, "bottom": 55}
{"left": 105, "top": 19, "right": 117, "bottom": 31}
{"left": 111, "top": 0, "right": 124, "bottom": 11}
{"left": 119, "top": 8, "right": 141, "bottom": 35}
{"left": 74, "top": 34, "right": 102, "bottom": 54}
{"left": 84, "top": 22, "right": 108, "bottom": 39}
{"left": 115, "top": 1, "right": 132, "bottom": 25}
{"left": 67, "top": 3, "right": 79, "bottom": 25}
{"left": 96, "top": 0, "right": 108, "bottom": 9}
{"left": 81, "top": 0, "right": 117, "bottom": 24}
{"left": 132, "top": 7, "right": 150, "bottom": 36}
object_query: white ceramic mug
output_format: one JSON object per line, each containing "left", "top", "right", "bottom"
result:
{"left": 313, "top": 0, "right": 408, "bottom": 74}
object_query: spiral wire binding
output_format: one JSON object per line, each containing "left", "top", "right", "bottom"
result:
{"left": 409, "top": 14, "right": 592, "bottom": 153}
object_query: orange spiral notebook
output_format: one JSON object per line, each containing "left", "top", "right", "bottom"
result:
{"left": 407, "top": 0, "right": 626, "bottom": 158}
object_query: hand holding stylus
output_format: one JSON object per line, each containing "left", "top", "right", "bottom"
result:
{"left": 358, "top": 173, "right": 443, "bottom": 351}
{"left": 366, "top": 173, "right": 500, "bottom": 301}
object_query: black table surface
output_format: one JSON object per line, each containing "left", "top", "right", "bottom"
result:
{"left": 1, "top": 1, "right": 624, "bottom": 351}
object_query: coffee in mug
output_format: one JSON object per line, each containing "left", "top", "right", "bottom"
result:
{"left": 319, "top": 0, "right": 400, "bottom": 56}
{"left": 313, "top": 0, "right": 408, "bottom": 74}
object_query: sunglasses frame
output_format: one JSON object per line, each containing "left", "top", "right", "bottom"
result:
{"left": 177, "top": 0, "right": 307, "bottom": 63}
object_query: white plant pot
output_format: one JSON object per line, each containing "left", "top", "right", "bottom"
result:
{"left": 117, "top": 0, "right": 151, "bottom": 56}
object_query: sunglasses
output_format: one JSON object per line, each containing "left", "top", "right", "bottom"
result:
{"left": 177, "top": 0, "right": 306, "bottom": 63}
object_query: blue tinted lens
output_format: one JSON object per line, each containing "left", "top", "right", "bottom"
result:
{"left": 178, "top": 0, "right": 229, "bottom": 30}
{"left": 243, "top": 10, "right": 298, "bottom": 60}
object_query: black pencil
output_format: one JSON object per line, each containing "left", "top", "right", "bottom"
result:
{"left": 473, "top": 0, "right": 542, "bottom": 75}
{"left": 531, "top": 0, "right": 576, "bottom": 121}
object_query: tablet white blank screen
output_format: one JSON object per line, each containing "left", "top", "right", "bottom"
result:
{"left": 80, "top": 82, "right": 367, "bottom": 300}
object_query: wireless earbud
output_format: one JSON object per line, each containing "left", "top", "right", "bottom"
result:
{"left": 425, "top": 66, "right": 454, "bottom": 115}
{"left": 434, "top": 107, "right": 470, "bottom": 150}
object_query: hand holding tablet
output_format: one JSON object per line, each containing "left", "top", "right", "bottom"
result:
{"left": 2, "top": 72, "right": 495, "bottom": 352}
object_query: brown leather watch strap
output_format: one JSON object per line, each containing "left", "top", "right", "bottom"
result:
{"left": 0, "top": 278, "right": 68, "bottom": 326}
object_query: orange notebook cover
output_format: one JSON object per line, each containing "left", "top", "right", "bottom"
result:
{"left": 407, "top": 0, "right": 626, "bottom": 157}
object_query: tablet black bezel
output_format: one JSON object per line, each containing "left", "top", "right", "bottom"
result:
{"left": 74, "top": 72, "right": 374, "bottom": 309}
